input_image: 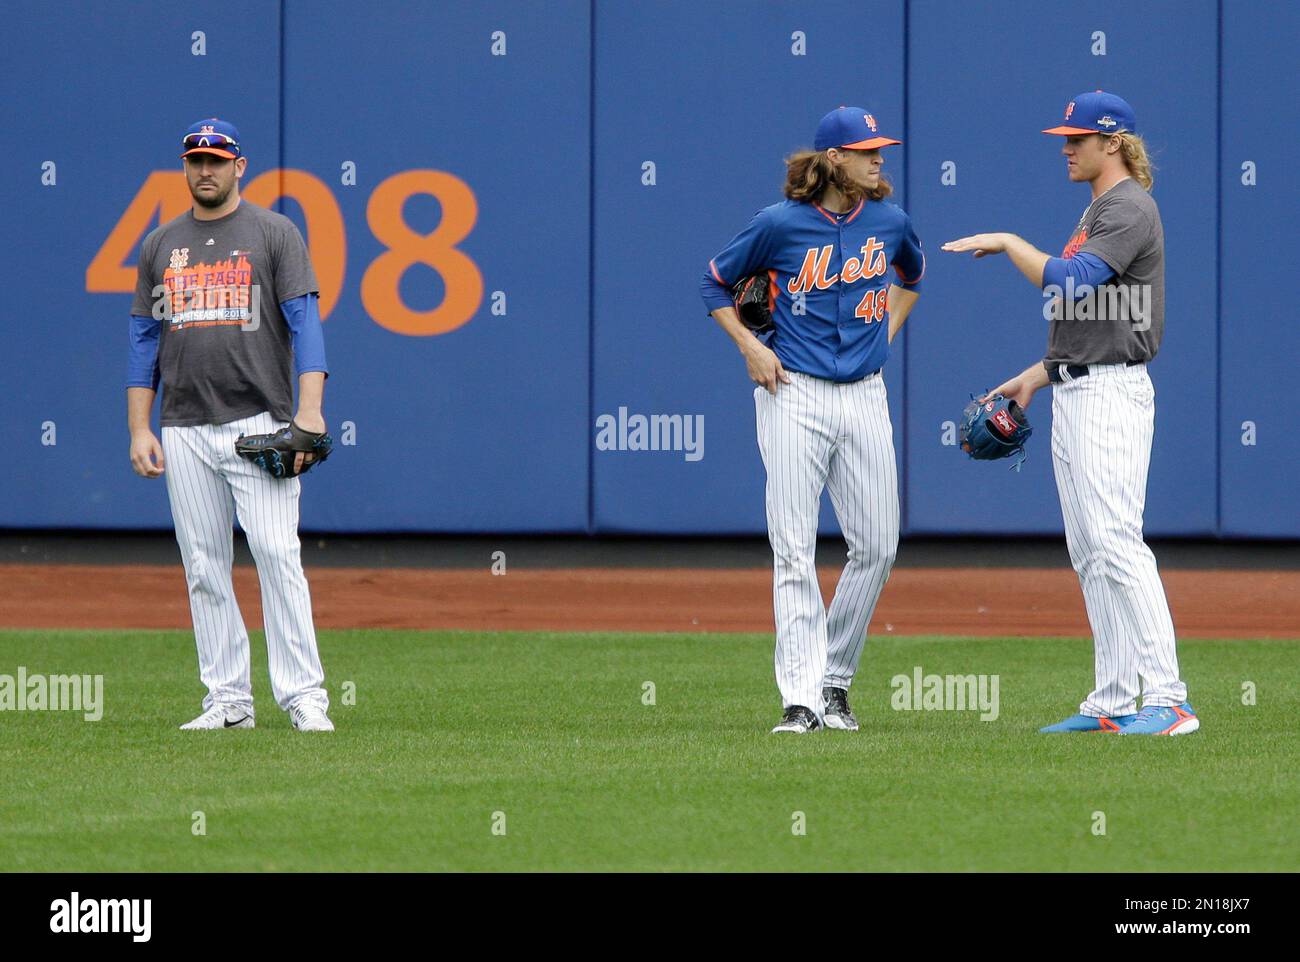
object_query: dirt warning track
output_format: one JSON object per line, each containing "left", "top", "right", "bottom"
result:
{"left": 1, "top": 564, "right": 1296, "bottom": 638}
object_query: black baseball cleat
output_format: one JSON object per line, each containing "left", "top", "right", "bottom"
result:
{"left": 771, "top": 705, "right": 820, "bottom": 734}
{"left": 822, "top": 686, "right": 859, "bottom": 731}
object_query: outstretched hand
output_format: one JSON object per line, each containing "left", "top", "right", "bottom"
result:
{"left": 942, "top": 233, "right": 1010, "bottom": 258}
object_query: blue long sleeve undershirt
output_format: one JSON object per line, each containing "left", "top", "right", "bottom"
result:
{"left": 126, "top": 312, "right": 162, "bottom": 390}
{"left": 280, "top": 293, "right": 329, "bottom": 378}
{"left": 1041, "top": 251, "right": 1114, "bottom": 294}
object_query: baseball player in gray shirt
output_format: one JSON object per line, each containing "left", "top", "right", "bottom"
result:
{"left": 127, "top": 119, "right": 335, "bottom": 733}
{"left": 942, "top": 91, "right": 1197, "bottom": 736}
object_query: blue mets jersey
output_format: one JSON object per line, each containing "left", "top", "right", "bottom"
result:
{"left": 701, "top": 198, "right": 924, "bottom": 382}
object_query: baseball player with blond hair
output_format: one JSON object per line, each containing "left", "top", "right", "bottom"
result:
{"left": 127, "top": 118, "right": 335, "bottom": 732}
{"left": 702, "top": 107, "right": 925, "bottom": 734}
{"left": 943, "top": 91, "right": 1197, "bottom": 736}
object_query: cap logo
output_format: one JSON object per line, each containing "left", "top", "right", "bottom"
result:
{"left": 200, "top": 124, "right": 215, "bottom": 134}
{"left": 1064, "top": 101, "right": 1075, "bottom": 120}
{"left": 1097, "top": 115, "right": 1117, "bottom": 128}
{"left": 864, "top": 114, "right": 877, "bottom": 132}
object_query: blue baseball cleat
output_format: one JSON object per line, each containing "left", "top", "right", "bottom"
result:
{"left": 1118, "top": 702, "right": 1199, "bottom": 736}
{"left": 1039, "top": 712, "right": 1136, "bottom": 733}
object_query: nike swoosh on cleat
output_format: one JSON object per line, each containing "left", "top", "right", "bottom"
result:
{"left": 224, "top": 715, "right": 251, "bottom": 728}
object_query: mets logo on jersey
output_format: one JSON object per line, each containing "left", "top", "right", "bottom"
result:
{"left": 1062, "top": 229, "right": 1089, "bottom": 259}
{"left": 169, "top": 248, "right": 190, "bottom": 270}
{"left": 864, "top": 114, "right": 878, "bottom": 132}
{"left": 788, "top": 238, "right": 887, "bottom": 294}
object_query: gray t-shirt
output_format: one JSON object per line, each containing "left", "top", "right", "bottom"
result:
{"left": 131, "top": 201, "right": 318, "bottom": 427}
{"left": 1044, "top": 178, "right": 1164, "bottom": 367}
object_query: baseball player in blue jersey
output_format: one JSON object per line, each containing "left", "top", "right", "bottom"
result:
{"left": 943, "top": 91, "right": 1197, "bottom": 736}
{"left": 702, "top": 107, "right": 924, "bottom": 734}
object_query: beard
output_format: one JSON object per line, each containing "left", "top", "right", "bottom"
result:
{"left": 830, "top": 164, "right": 884, "bottom": 203}
{"left": 842, "top": 167, "right": 891, "bottom": 202}
{"left": 190, "top": 180, "right": 233, "bottom": 208}
{"left": 828, "top": 163, "right": 866, "bottom": 203}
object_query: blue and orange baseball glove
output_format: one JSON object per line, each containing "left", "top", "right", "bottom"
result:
{"left": 959, "top": 394, "right": 1032, "bottom": 471}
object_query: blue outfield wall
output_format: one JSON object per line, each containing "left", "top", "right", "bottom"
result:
{"left": 904, "top": 0, "right": 1219, "bottom": 536}
{"left": 278, "top": 0, "right": 592, "bottom": 533}
{"left": 591, "top": 1, "right": 906, "bottom": 535}
{"left": 1218, "top": 1, "right": 1300, "bottom": 538}
{"left": 1, "top": 0, "right": 283, "bottom": 530}
{"left": 0, "top": 0, "right": 1293, "bottom": 537}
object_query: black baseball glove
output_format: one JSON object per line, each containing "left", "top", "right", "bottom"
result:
{"left": 234, "top": 421, "right": 333, "bottom": 479}
{"left": 731, "top": 272, "right": 775, "bottom": 337}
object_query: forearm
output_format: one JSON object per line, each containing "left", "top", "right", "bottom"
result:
{"left": 127, "top": 387, "right": 156, "bottom": 435}
{"left": 710, "top": 306, "right": 765, "bottom": 356}
{"left": 1003, "top": 235, "right": 1051, "bottom": 287}
{"left": 296, "top": 372, "right": 326, "bottom": 419}
{"left": 1019, "top": 360, "right": 1051, "bottom": 390}
{"left": 886, "top": 285, "right": 919, "bottom": 343}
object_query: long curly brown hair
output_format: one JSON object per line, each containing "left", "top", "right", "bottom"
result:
{"left": 783, "top": 149, "right": 893, "bottom": 205}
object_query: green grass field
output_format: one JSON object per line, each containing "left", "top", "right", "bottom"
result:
{"left": 0, "top": 628, "right": 1295, "bottom": 872}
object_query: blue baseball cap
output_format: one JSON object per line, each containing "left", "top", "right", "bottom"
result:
{"left": 1043, "top": 91, "right": 1137, "bottom": 136}
{"left": 814, "top": 106, "right": 902, "bottom": 151}
{"left": 180, "top": 118, "right": 242, "bottom": 159}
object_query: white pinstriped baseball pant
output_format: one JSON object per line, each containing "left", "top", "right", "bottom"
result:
{"left": 161, "top": 411, "right": 328, "bottom": 716}
{"left": 755, "top": 370, "right": 899, "bottom": 714}
{"left": 1050, "top": 363, "right": 1187, "bottom": 716}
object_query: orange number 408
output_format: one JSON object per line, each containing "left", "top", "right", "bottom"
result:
{"left": 86, "top": 169, "right": 483, "bottom": 336}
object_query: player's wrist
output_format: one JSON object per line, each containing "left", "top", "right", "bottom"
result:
{"left": 293, "top": 410, "right": 326, "bottom": 432}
